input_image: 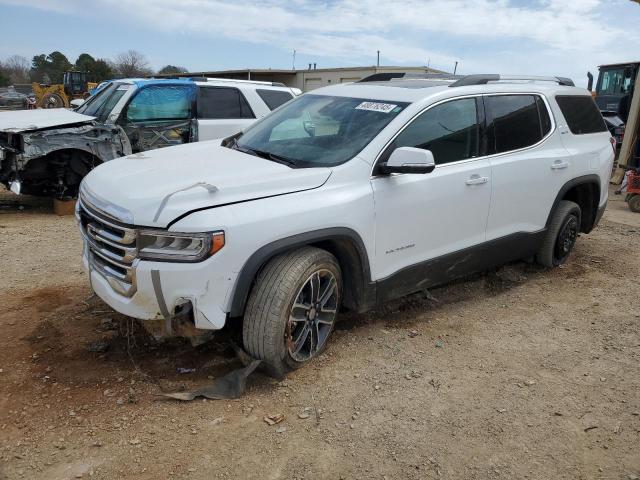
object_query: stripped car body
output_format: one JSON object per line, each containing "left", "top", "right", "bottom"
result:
{"left": 0, "top": 78, "right": 298, "bottom": 198}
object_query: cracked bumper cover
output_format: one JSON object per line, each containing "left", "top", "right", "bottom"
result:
{"left": 82, "top": 244, "right": 232, "bottom": 330}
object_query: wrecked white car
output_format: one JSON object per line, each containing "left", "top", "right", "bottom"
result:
{"left": 0, "top": 78, "right": 298, "bottom": 198}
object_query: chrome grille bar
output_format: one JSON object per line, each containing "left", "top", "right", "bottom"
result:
{"left": 78, "top": 196, "right": 138, "bottom": 297}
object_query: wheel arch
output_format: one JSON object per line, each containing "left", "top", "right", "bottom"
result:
{"left": 20, "top": 147, "right": 105, "bottom": 197}
{"left": 228, "top": 228, "right": 375, "bottom": 317}
{"left": 547, "top": 175, "right": 601, "bottom": 234}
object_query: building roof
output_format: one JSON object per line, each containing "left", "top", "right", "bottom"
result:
{"left": 153, "top": 66, "right": 444, "bottom": 78}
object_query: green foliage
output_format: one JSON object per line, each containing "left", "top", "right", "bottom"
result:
{"left": 6, "top": 50, "right": 184, "bottom": 85}
{"left": 158, "top": 65, "right": 188, "bottom": 75}
{"left": 0, "top": 71, "right": 10, "bottom": 87}
{"left": 30, "top": 51, "right": 72, "bottom": 84}
{"left": 91, "top": 59, "right": 115, "bottom": 82}
{"left": 75, "top": 53, "right": 96, "bottom": 74}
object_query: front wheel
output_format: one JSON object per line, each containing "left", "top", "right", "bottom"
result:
{"left": 536, "top": 200, "right": 581, "bottom": 267}
{"left": 628, "top": 194, "right": 640, "bottom": 213}
{"left": 242, "top": 247, "right": 341, "bottom": 377}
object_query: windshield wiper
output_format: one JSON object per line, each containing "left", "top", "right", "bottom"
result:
{"left": 230, "top": 139, "right": 296, "bottom": 167}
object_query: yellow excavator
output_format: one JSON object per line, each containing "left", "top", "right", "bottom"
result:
{"left": 32, "top": 71, "right": 97, "bottom": 108}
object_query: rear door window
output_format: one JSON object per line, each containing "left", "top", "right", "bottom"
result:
{"left": 486, "top": 95, "right": 544, "bottom": 154}
{"left": 256, "top": 89, "right": 294, "bottom": 110}
{"left": 197, "top": 87, "right": 254, "bottom": 119}
{"left": 555, "top": 95, "right": 607, "bottom": 134}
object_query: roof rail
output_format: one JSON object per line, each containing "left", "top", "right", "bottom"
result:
{"left": 202, "top": 77, "right": 287, "bottom": 87}
{"left": 358, "top": 72, "right": 462, "bottom": 83}
{"left": 449, "top": 74, "right": 575, "bottom": 87}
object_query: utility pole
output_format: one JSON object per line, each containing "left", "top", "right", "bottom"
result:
{"left": 377, "top": 50, "right": 380, "bottom": 68}
{"left": 454, "top": 61, "right": 458, "bottom": 74}
{"left": 292, "top": 50, "right": 296, "bottom": 70}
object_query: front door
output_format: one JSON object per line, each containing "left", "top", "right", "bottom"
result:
{"left": 371, "top": 97, "right": 492, "bottom": 297}
{"left": 119, "top": 83, "right": 196, "bottom": 153}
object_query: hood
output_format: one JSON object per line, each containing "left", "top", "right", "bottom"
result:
{"left": 82, "top": 140, "right": 332, "bottom": 227}
{"left": 0, "top": 109, "right": 95, "bottom": 133}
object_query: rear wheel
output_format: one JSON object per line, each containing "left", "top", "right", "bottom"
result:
{"left": 628, "top": 194, "right": 640, "bottom": 213}
{"left": 242, "top": 247, "right": 341, "bottom": 377}
{"left": 536, "top": 200, "right": 581, "bottom": 267}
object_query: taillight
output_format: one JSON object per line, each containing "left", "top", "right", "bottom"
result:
{"left": 610, "top": 136, "right": 617, "bottom": 154}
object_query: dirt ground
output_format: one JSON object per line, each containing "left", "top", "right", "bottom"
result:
{"left": 0, "top": 187, "right": 639, "bottom": 480}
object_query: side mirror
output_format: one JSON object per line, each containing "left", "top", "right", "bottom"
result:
{"left": 379, "top": 147, "right": 436, "bottom": 174}
{"left": 70, "top": 98, "right": 85, "bottom": 109}
{"left": 587, "top": 72, "right": 593, "bottom": 92}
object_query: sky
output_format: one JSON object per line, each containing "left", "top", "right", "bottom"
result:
{"left": 0, "top": 0, "right": 639, "bottom": 87}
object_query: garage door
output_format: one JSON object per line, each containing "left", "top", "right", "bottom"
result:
{"left": 304, "top": 78, "right": 322, "bottom": 91}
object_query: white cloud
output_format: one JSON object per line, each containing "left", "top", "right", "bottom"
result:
{"left": 1, "top": 0, "right": 638, "bottom": 83}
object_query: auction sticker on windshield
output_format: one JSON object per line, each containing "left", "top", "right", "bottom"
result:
{"left": 355, "top": 101, "right": 398, "bottom": 113}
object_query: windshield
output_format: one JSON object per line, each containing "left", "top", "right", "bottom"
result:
{"left": 76, "top": 82, "right": 130, "bottom": 122}
{"left": 234, "top": 94, "right": 409, "bottom": 167}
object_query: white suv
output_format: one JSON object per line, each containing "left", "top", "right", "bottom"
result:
{"left": 77, "top": 73, "right": 614, "bottom": 375}
{"left": 0, "top": 78, "right": 298, "bottom": 198}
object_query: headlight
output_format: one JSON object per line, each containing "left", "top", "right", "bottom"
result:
{"left": 137, "top": 230, "right": 225, "bottom": 262}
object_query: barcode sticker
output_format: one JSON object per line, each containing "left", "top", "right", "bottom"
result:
{"left": 355, "top": 101, "right": 398, "bottom": 113}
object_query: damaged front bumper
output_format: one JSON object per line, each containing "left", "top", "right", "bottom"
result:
{"left": 82, "top": 250, "right": 231, "bottom": 330}
{"left": 77, "top": 197, "right": 233, "bottom": 332}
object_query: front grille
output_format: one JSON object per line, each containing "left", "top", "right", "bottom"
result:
{"left": 78, "top": 196, "right": 138, "bottom": 297}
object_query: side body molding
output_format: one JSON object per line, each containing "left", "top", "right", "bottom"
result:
{"left": 228, "top": 227, "right": 375, "bottom": 317}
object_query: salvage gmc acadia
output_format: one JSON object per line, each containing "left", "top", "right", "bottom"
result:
{"left": 76, "top": 73, "right": 614, "bottom": 376}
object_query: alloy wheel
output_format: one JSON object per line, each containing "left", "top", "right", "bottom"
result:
{"left": 286, "top": 269, "right": 338, "bottom": 362}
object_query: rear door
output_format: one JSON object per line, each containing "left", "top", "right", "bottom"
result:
{"left": 195, "top": 86, "right": 256, "bottom": 140}
{"left": 484, "top": 94, "right": 570, "bottom": 239}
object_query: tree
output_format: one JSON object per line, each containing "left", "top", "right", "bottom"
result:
{"left": 91, "top": 59, "right": 115, "bottom": 82}
{"left": 30, "top": 51, "right": 72, "bottom": 84}
{"left": 75, "top": 53, "right": 96, "bottom": 74}
{"left": 157, "top": 65, "right": 188, "bottom": 75}
{"left": 0, "top": 69, "right": 10, "bottom": 87}
{"left": 4, "top": 55, "right": 30, "bottom": 84}
{"left": 113, "top": 50, "right": 152, "bottom": 78}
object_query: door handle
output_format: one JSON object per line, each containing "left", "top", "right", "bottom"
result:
{"left": 551, "top": 161, "right": 569, "bottom": 170}
{"left": 465, "top": 175, "right": 488, "bottom": 186}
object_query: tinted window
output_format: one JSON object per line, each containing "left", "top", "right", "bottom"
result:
{"left": 387, "top": 98, "right": 479, "bottom": 165}
{"left": 488, "top": 95, "right": 542, "bottom": 153}
{"left": 198, "top": 87, "right": 254, "bottom": 119}
{"left": 555, "top": 95, "right": 607, "bottom": 134}
{"left": 256, "top": 89, "right": 294, "bottom": 110}
{"left": 126, "top": 85, "right": 192, "bottom": 122}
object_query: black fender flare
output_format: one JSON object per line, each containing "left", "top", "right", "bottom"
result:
{"left": 545, "top": 174, "right": 601, "bottom": 232}
{"left": 228, "top": 227, "right": 374, "bottom": 317}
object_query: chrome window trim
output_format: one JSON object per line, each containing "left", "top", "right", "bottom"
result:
{"left": 370, "top": 92, "right": 556, "bottom": 177}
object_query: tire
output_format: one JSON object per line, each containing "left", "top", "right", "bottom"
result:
{"left": 628, "top": 194, "right": 640, "bottom": 213}
{"left": 42, "top": 93, "right": 65, "bottom": 109}
{"left": 536, "top": 200, "right": 581, "bottom": 268}
{"left": 243, "top": 247, "right": 342, "bottom": 377}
